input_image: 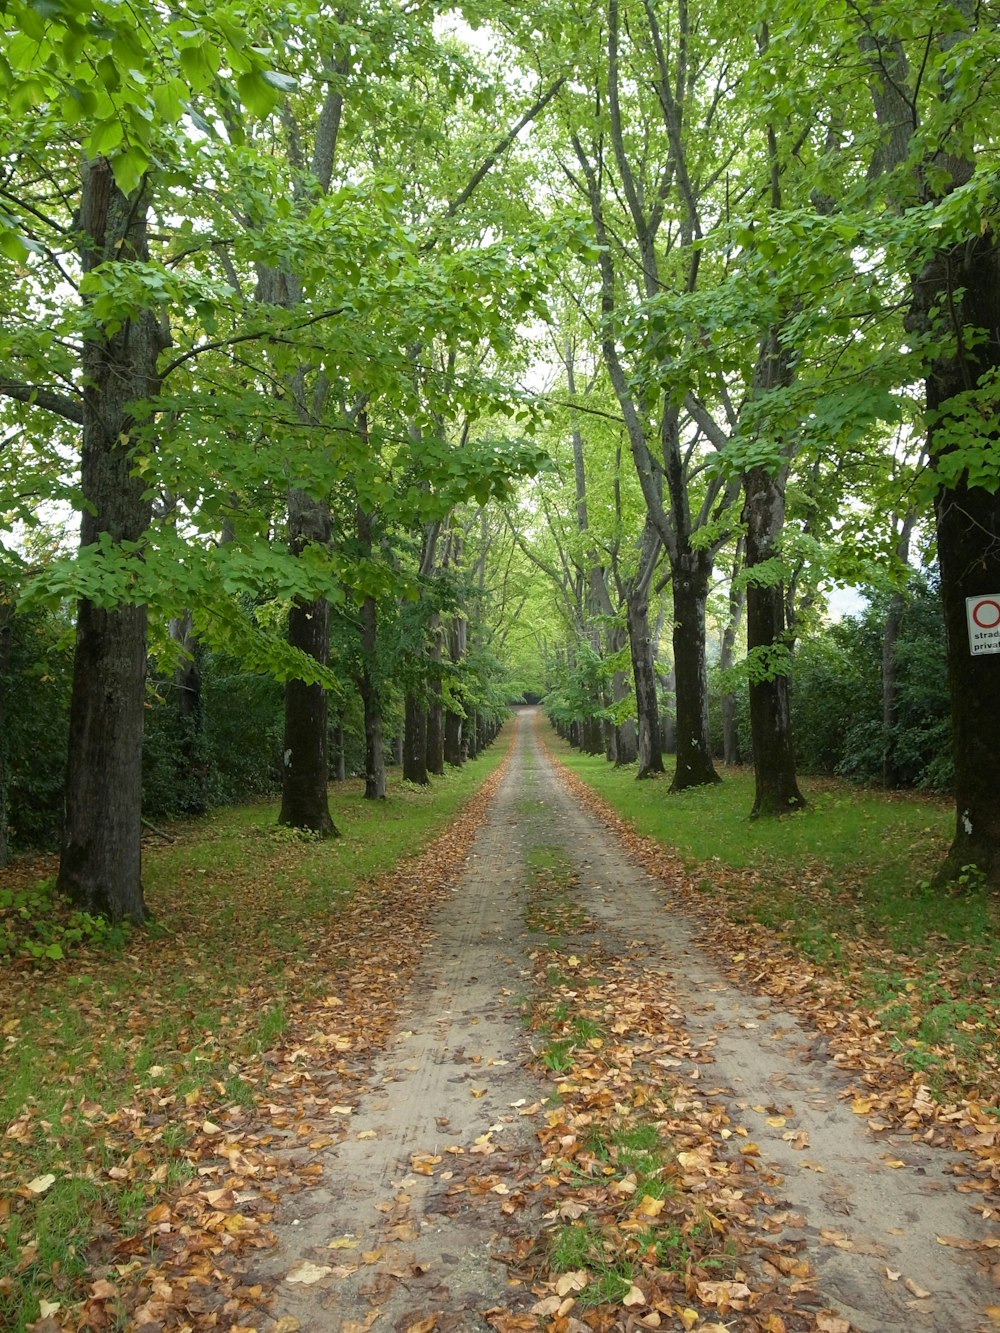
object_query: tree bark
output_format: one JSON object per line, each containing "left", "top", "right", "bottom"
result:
{"left": 57, "top": 159, "right": 166, "bottom": 924}
{"left": 403, "top": 691, "right": 429, "bottom": 784}
{"left": 426, "top": 616, "right": 445, "bottom": 776}
{"left": 720, "top": 539, "right": 745, "bottom": 766}
{"left": 626, "top": 587, "right": 664, "bottom": 778}
{"left": 278, "top": 489, "right": 336, "bottom": 836}
{"left": 918, "top": 234, "right": 1000, "bottom": 883}
{"left": 744, "top": 463, "right": 806, "bottom": 817}
{"left": 670, "top": 552, "right": 720, "bottom": 791}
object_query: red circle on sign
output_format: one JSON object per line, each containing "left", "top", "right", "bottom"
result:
{"left": 972, "top": 599, "right": 1000, "bottom": 629}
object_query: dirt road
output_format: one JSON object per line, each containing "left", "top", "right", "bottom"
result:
{"left": 261, "top": 709, "right": 997, "bottom": 1332}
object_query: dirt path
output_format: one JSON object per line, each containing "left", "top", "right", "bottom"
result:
{"left": 261, "top": 709, "right": 997, "bottom": 1332}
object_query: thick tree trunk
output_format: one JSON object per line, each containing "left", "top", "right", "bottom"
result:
{"left": 279, "top": 594, "right": 336, "bottom": 835}
{"left": 359, "top": 595, "right": 386, "bottom": 800}
{"left": 918, "top": 233, "right": 1000, "bottom": 884}
{"left": 626, "top": 588, "right": 664, "bottom": 778}
{"left": 744, "top": 465, "right": 806, "bottom": 817}
{"left": 403, "top": 691, "right": 429, "bottom": 784}
{"left": 58, "top": 160, "right": 166, "bottom": 924}
{"left": 279, "top": 488, "right": 336, "bottom": 836}
{"left": 670, "top": 553, "right": 720, "bottom": 791}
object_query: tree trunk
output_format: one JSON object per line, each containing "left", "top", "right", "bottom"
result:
{"left": 403, "top": 691, "right": 429, "bottom": 784}
{"left": 918, "top": 234, "right": 1000, "bottom": 884}
{"left": 57, "top": 160, "right": 166, "bottom": 924}
{"left": 720, "top": 539, "right": 745, "bottom": 766}
{"left": 626, "top": 587, "right": 664, "bottom": 778}
{"left": 670, "top": 553, "right": 720, "bottom": 791}
{"left": 359, "top": 595, "right": 386, "bottom": 800}
{"left": 333, "top": 722, "right": 346, "bottom": 781}
{"left": 444, "top": 710, "right": 463, "bottom": 766}
{"left": 426, "top": 616, "right": 445, "bottom": 776}
{"left": 278, "top": 488, "right": 336, "bottom": 836}
{"left": 744, "top": 464, "right": 806, "bottom": 817}
{"left": 279, "top": 594, "right": 336, "bottom": 835}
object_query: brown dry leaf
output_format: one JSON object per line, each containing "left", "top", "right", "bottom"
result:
{"left": 936, "top": 1234, "right": 980, "bottom": 1250}
{"left": 904, "top": 1278, "right": 932, "bottom": 1299}
{"left": 405, "top": 1318, "right": 439, "bottom": 1333}
{"left": 814, "top": 1315, "right": 851, "bottom": 1333}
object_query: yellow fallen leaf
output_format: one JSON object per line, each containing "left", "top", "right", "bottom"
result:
{"left": 405, "top": 1317, "right": 438, "bottom": 1333}
{"left": 361, "top": 1249, "right": 383, "bottom": 1265}
{"left": 470, "top": 1088, "right": 487, "bottom": 1098}
{"left": 357, "top": 1130, "right": 377, "bottom": 1140}
{"left": 983, "top": 1306, "right": 1000, "bottom": 1321}
{"left": 286, "top": 1260, "right": 332, "bottom": 1285}
{"left": 201, "top": 1119, "right": 222, "bottom": 1134}
{"left": 556, "top": 1270, "right": 588, "bottom": 1297}
{"left": 328, "top": 1237, "right": 358, "bottom": 1249}
{"left": 330, "top": 1105, "right": 354, "bottom": 1115}
{"left": 39, "top": 1300, "right": 61, "bottom": 1317}
{"left": 850, "top": 1097, "right": 875, "bottom": 1115}
{"left": 273, "top": 1320, "right": 301, "bottom": 1333}
{"left": 676, "top": 1309, "right": 699, "bottom": 1331}
{"left": 622, "top": 1283, "right": 646, "bottom": 1307}
{"left": 26, "top": 1174, "right": 56, "bottom": 1194}
{"left": 886, "top": 1268, "right": 901, "bottom": 1281}
{"left": 634, "top": 1195, "right": 665, "bottom": 1218}
{"left": 766, "top": 1116, "right": 787, "bottom": 1128}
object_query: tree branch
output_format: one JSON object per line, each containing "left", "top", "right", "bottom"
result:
{"left": 0, "top": 381, "right": 83, "bottom": 424}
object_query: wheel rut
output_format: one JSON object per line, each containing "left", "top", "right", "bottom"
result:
{"left": 261, "top": 709, "right": 997, "bottom": 1333}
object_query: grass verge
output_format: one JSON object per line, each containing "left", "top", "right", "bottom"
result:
{"left": 0, "top": 741, "right": 510, "bottom": 1331}
{"left": 540, "top": 724, "right": 1000, "bottom": 1118}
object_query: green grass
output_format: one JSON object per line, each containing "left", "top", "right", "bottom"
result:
{"left": 0, "top": 745, "right": 510, "bottom": 1331}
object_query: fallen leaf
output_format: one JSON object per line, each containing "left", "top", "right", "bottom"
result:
{"left": 286, "top": 1260, "right": 333, "bottom": 1285}
{"left": 273, "top": 1320, "right": 301, "bottom": 1333}
{"left": 25, "top": 1174, "right": 55, "bottom": 1194}
{"left": 405, "top": 1318, "right": 439, "bottom": 1333}
{"left": 904, "top": 1278, "right": 931, "bottom": 1299}
{"left": 622, "top": 1283, "right": 646, "bottom": 1307}
{"left": 38, "top": 1301, "right": 61, "bottom": 1318}
{"left": 815, "top": 1316, "right": 850, "bottom": 1333}
{"left": 556, "top": 1270, "right": 588, "bottom": 1297}
{"left": 328, "top": 1237, "right": 358, "bottom": 1249}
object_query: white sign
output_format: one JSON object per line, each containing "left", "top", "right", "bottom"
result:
{"left": 966, "top": 595, "right": 1000, "bottom": 655}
